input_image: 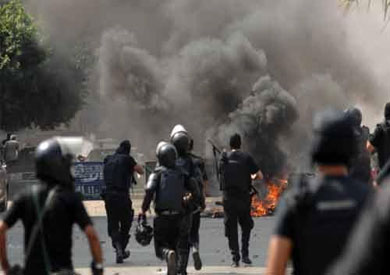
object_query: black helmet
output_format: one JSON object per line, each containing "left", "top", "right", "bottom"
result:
{"left": 135, "top": 215, "right": 153, "bottom": 246}
{"left": 344, "top": 107, "right": 362, "bottom": 127}
{"left": 156, "top": 142, "right": 177, "bottom": 168}
{"left": 170, "top": 124, "right": 190, "bottom": 156}
{"left": 171, "top": 132, "right": 190, "bottom": 156}
{"left": 311, "top": 109, "right": 357, "bottom": 165}
{"left": 35, "top": 137, "right": 75, "bottom": 186}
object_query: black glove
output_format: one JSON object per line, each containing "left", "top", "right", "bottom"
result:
{"left": 91, "top": 261, "right": 103, "bottom": 275}
{"left": 138, "top": 213, "right": 147, "bottom": 224}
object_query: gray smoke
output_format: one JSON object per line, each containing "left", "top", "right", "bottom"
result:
{"left": 164, "top": 33, "right": 267, "bottom": 126}
{"left": 23, "top": 0, "right": 390, "bottom": 175}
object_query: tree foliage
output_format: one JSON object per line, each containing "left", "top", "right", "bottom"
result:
{"left": 0, "top": 0, "right": 85, "bottom": 131}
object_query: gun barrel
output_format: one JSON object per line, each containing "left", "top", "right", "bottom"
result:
{"left": 207, "top": 139, "right": 222, "bottom": 154}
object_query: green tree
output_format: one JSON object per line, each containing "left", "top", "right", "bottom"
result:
{"left": 0, "top": 0, "right": 84, "bottom": 131}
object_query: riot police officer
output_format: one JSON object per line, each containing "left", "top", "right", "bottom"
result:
{"left": 188, "top": 139, "right": 207, "bottom": 270}
{"left": 266, "top": 110, "right": 371, "bottom": 275}
{"left": 170, "top": 125, "right": 202, "bottom": 275}
{"left": 0, "top": 137, "right": 103, "bottom": 275}
{"left": 103, "top": 140, "right": 144, "bottom": 263}
{"left": 368, "top": 102, "right": 390, "bottom": 172}
{"left": 329, "top": 177, "right": 390, "bottom": 274}
{"left": 220, "top": 133, "right": 263, "bottom": 267}
{"left": 344, "top": 107, "right": 371, "bottom": 184}
{"left": 140, "top": 141, "right": 201, "bottom": 275}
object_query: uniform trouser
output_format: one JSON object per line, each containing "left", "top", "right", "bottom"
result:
{"left": 350, "top": 152, "right": 372, "bottom": 184}
{"left": 223, "top": 196, "right": 254, "bottom": 260}
{"left": 177, "top": 212, "right": 193, "bottom": 274}
{"left": 189, "top": 211, "right": 201, "bottom": 250}
{"left": 153, "top": 214, "right": 183, "bottom": 260}
{"left": 104, "top": 192, "right": 134, "bottom": 250}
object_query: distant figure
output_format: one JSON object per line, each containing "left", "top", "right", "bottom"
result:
{"left": 266, "top": 110, "right": 370, "bottom": 275}
{"left": 344, "top": 107, "right": 371, "bottom": 184}
{"left": 367, "top": 102, "right": 390, "bottom": 172}
{"left": 102, "top": 140, "right": 144, "bottom": 263}
{"left": 220, "top": 133, "right": 263, "bottom": 267}
{"left": 0, "top": 138, "right": 103, "bottom": 275}
{"left": 140, "top": 142, "right": 201, "bottom": 275}
{"left": 1, "top": 133, "right": 11, "bottom": 146}
{"left": 3, "top": 134, "right": 19, "bottom": 163}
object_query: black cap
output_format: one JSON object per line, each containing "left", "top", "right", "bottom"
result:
{"left": 229, "top": 133, "right": 241, "bottom": 149}
{"left": 311, "top": 109, "right": 357, "bottom": 165}
{"left": 116, "top": 140, "right": 131, "bottom": 155}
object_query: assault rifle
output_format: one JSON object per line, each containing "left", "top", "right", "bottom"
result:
{"left": 207, "top": 139, "right": 259, "bottom": 197}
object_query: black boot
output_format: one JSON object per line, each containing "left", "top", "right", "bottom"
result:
{"left": 120, "top": 234, "right": 131, "bottom": 260}
{"left": 242, "top": 255, "right": 252, "bottom": 265}
{"left": 192, "top": 250, "right": 202, "bottom": 271}
{"left": 163, "top": 249, "right": 177, "bottom": 275}
{"left": 241, "top": 230, "right": 251, "bottom": 265}
{"left": 114, "top": 242, "right": 124, "bottom": 264}
{"left": 123, "top": 250, "right": 130, "bottom": 260}
{"left": 177, "top": 249, "right": 189, "bottom": 275}
{"left": 231, "top": 252, "right": 240, "bottom": 268}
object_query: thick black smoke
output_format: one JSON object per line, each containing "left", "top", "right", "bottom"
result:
{"left": 211, "top": 76, "right": 298, "bottom": 176}
{"left": 23, "top": 0, "right": 390, "bottom": 176}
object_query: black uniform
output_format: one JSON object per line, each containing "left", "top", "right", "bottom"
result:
{"left": 329, "top": 180, "right": 390, "bottom": 275}
{"left": 141, "top": 166, "right": 200, "bottom": 260}
{"left": 103, "top": 141, "right": 136, "bottom": 251}
{"left": 275, "top": 175, "right": 370, "bottom": 275}
{"left": 350, "top": 125, "right": 371, "bottom": 184}
{"left": 189, "top": 153, "right": 207, "bottom": 250}
{"left": 220, "top": 150, "right": 258, "bottom": 262}
{"left": 370, "top": 120, "right": 390, "bottom": 170}
{"left": 175, "top": 154, "right": 202, "bottom": 274}
{"left": 3, "top": 185, "right": 92, "bottom": 275}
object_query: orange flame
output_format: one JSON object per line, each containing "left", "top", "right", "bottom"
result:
{"left": 251, "top": 178, "right": 287, "bottom": 217}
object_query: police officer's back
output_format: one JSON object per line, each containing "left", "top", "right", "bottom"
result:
{"left": 0, "top": 138, "right": 103, "bottom": 275}
{"left": 170, "top": 125, "right": 202, "bottom": 275}
{"left": 266, "top": 110, "right": 370, "bottom": 275}
{"left": 220, "top": 133, "right": 263, "bottom": 267}
{"left": 103, "top": 140, "right": 144, "bottom": 263}
{"left": 329, "top": 178, "right": 390, "bottom": 275}
{"left": 141, "top": 142, "right": 201, "bottom": 275}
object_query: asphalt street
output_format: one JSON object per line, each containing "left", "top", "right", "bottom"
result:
{"left": 2, "top": 201, "right": 277, "bottom": 275}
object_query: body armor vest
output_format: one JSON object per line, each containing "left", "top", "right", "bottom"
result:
{"left": 155, "top": 168, "right": 185, "bottom": 213}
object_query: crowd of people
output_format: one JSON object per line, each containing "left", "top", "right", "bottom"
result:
{"left": 0, "top": 102, "right": 389, "bottom": 275}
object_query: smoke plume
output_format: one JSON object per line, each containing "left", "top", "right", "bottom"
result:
{"left": 23, "top": 0, "right": 390, "bottom": 176}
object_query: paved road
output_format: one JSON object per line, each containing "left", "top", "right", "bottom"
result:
{"left": 3, "top": 201, "right": 277, "bottom": 274}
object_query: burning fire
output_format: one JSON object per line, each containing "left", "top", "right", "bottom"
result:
{"left": 251, "top": 178, "right": 287, "bottom": 217}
